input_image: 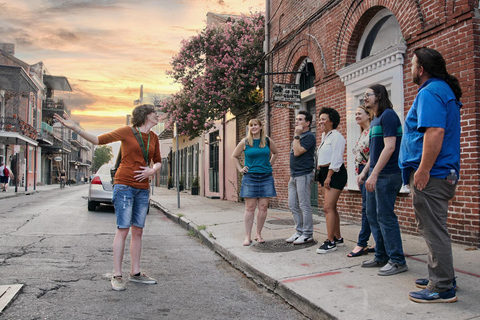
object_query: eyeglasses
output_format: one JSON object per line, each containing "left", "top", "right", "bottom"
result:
{"left": 363, "top": 93, "right": 375, "bottom": 100}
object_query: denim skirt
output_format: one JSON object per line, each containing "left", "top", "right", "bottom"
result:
{"left": 240, "top": 172, "right": 277, "bottom": 198}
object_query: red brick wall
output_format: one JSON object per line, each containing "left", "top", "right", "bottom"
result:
{"left": 268, "top": 0, "right": 480, "bottom": 245}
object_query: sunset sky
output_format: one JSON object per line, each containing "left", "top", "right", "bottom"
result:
{"left": 0, "top": 0, "right": 264, "bottom": 135}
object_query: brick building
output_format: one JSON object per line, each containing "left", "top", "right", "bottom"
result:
{"left": 265, "top": 0, "right": 479, "bottom": 246}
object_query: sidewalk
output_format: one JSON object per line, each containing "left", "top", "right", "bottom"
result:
{"left": 0, "top": 183, "right": 60, "bottom": 200}
{"left": 150, "top": 188, "right": 480, "bottom": 320}
{"left": 3, "top": 185, "right": 479, "bottom": 319}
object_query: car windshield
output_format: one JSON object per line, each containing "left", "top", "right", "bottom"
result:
{"left": 97, "top": 165, "right": 113, "bottom": 175}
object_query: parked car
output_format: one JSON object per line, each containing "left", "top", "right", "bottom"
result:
{"left": 88, "top": 163, "right": 114, "bottom": 211}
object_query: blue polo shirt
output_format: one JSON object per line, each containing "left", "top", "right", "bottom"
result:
{"left": 399, "top": 78, "right": 462, "bottom": 184}
{"left": 369, "top": 108, "right": 402, "bottom": 173}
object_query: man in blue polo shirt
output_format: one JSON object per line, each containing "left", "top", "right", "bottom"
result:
{"left": 400, "top": 47, "right": 462, "bottom": 303}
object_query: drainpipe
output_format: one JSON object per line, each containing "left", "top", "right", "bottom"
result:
{"left": 264, "top": 0, "right": 271, "bottom": 135}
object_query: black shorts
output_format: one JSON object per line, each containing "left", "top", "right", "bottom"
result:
{"left": 317, "top": 164, "right": 347, "bottom": 190}
{"left": 0, "top": 176, "right": 8, "bottom": 183}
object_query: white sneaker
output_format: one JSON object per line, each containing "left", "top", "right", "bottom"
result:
{"left": 286, "top": 232, "right": 301, "bottom": 243}
{"left": 293, "top": 235, "right": 314, "bottom": 245}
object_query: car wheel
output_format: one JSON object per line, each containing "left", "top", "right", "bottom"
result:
{"left": 88, "top": 200, "right": 98, "bottom": 211}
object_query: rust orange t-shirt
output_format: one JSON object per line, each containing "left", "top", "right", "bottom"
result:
{"left": 98, "top": 126, "right": 161, "bottom": 189}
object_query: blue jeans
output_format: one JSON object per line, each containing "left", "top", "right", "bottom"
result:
{"left": 112, "top": 184, "right": 150, "bottom": 229}
{"left": 357, "top": 165, "right": 371, "bottom": 247}
{"left": 288, "top": 171, "right": 314, "bottom": 237}
{"left": 366, "top": 169, "right": 406, "bottom": 264}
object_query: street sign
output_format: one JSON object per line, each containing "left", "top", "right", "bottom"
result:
{"left": 274, "top": 102, "right": 300, "bottom": 109}
{"left": 272, "top": 83, "right": 301, "bottom": 103}
{"left": 54, "top": 156, "right": 62, "bottom": 162}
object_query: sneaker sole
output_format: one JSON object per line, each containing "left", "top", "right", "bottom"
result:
{"left": 129, "top": 279, "right": 157, "bottom": 284}
{"left": 316, "top": 247, "right": 337, "bottom": 254}
{"left": 409, "top": 296, "right": 457, "bottom": 303}
{"left": 112, "top": 286, "right": 126, "bottom": 291}
{"left": 293, "top": 240, "right": 313, "bottom": 245}
{"left": 378, "top": 266, "right": 408, "bottom": 276}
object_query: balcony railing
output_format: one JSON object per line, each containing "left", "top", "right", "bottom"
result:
{"left": 0, "top": 115, "right": 38, "bottom": 140}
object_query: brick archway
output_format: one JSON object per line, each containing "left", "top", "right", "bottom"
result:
{"left": 334, "top": 0, "right": 425, "bottom": 71}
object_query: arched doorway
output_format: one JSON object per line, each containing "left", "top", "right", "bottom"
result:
{"left": 337, "top": 8, "right": 406, "bottom": 191}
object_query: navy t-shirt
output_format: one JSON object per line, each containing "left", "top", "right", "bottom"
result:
{"left": 369, "top": 108, "right": 402, "bottom": 173}
{"left": 290, "top": 131, "right": 316, "bottom": 177}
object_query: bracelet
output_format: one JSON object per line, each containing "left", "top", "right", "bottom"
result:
{"left": 76, "top": 128, "right": 82, "bottom": 135}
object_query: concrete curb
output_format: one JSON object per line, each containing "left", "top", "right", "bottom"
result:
{"left": 150, "top": 199, "right": 333, "bottom": 320}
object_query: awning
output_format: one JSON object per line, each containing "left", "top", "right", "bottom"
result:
{"left": 0, "top": 65, "right": 38, "bottom": 92}
{"left": 0, "top": 132, "right": 38, "bottom": 146}
{"left": 43, "top": 75, "right": 72, "bottom": 92}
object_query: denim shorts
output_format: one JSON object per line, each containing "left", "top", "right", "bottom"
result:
{"left": 112, "top": 184, "right": 150, "bottom": 229}
{"left": 240, "top": 172, "right": 277, "bottom": 198}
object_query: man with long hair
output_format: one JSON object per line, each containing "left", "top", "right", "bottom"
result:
{"left": 400, "top": 47, "right": 462, "bottom": 303}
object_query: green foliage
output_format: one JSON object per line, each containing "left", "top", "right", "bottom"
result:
{"left": 92, "top": 145, "right": 113, "bottom": 172}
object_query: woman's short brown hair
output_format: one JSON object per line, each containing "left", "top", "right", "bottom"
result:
{"left": 131, "top": 104, "right": 155, "bottom": 127}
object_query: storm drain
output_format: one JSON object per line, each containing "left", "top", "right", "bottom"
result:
{"left": 249, "top": 238, "right": 318, "bottom": 253}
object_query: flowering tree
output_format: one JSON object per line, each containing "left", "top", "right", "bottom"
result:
{"left": 160, "top": 13, "right": 265, "bottom": 138}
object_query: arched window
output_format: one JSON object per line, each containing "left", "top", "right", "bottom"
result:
{"left": 357, "top": 9, "right": 403, "bottom": 61}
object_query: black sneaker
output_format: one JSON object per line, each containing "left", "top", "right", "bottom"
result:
{"left": 316, "top": 239, "right": 337, "bottom": 254}
{"left": 334, "top": 236, "right": 345, "bottom": 247}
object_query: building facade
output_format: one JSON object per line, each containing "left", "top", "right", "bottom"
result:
{"left": 266, "top": 0, "right": 479, "bottom": 246}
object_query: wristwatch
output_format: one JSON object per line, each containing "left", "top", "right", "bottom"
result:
{"left": 294, "top": 135, "right": 300, "bottom": 140}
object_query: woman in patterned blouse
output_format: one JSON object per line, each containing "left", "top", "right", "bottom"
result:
{"left": 348, "top": 105, "right": 375, "bottom": 257}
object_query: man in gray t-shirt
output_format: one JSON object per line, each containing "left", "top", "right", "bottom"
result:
{"left": 286, "top": 111, "right": 316, "bottom": 245}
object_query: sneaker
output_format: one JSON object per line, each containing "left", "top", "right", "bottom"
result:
{"left": 129, "top": 272, "right": 157, "bottom": 284}
{"left": 415, "top": 277, "right": 458, "bottom": 290}
{"left": 361, "top": 258, "right": 387, "bottom": 268}
{"left": 334, "top": 236, "right": 345, "bottom": 247}
{"left": 377, "top": 261, "right": 408, "bottom": 276}
{"left": 409, "top": 288, "right": 457, "bottom": 303}
{"left": 293, "top": 235, "right": 314, "bottom": 245}
{"left": 111, "top": 276, "right": 126, "bottom": 291}
{"left": 286, "top": 232, "right": 301, "bottom": 243}
{"left": 316, "top": 239, "right": 337, "bottom": 254}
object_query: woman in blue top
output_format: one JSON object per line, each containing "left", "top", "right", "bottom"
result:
{"left": 232, "top": 119, "right": 278, "bottom": 246}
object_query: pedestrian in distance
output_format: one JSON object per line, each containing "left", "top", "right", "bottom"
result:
{"left": 0, "top": 161, "right": 14, "bottom": 192}
{"left": 232, "top": 118, "right": 278, "bottom": 246}
{"left": 357, "top": 84, "right": 408, "bottom": 276}
{"left": 286, "top": 110, "right": 316, "bottom": 245}
{"left": 59, "top": 169, "right": 66, "bottom": 189}
{"left": 348, "top": 105, "right": 375, "bottom": 257}
{"left": 315, "top": 107, "right": 347, "bottom": 254}
{"left": 54, "top": 104, "right": 161, "bottom": 291}
{"left": 400, "top": 47, "right": 462, "bottom": 303}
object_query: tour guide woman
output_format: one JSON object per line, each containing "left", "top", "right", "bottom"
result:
{"left": 54, "top": 104, "right": 161, "bottom": 291}
{"left": 232, "top": 118, "right": 278, "bottom": 246}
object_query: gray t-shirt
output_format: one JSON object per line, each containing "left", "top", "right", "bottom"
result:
{"left": 290, "top": 131, "right": 316, "bottom": 177}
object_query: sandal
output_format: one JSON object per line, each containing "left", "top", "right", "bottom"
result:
{"left": 254, "top": 236, "right": 265, "bottom": 244}
{"left": 347, "top": 247, "right": 368, "bottom": 258}
{"left": 368, "top": 246, "right": 375, "bottom": 252}
{"left": 243, "top": 239, "right": 252, "bottom": 246}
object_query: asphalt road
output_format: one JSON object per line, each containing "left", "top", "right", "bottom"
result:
{"left": 0, "top": 186, "right": 306, "bottom": 319}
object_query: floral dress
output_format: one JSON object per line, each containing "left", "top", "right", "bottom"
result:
{"left": 352, "top": 128, "right": 370, "bottom": 174}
